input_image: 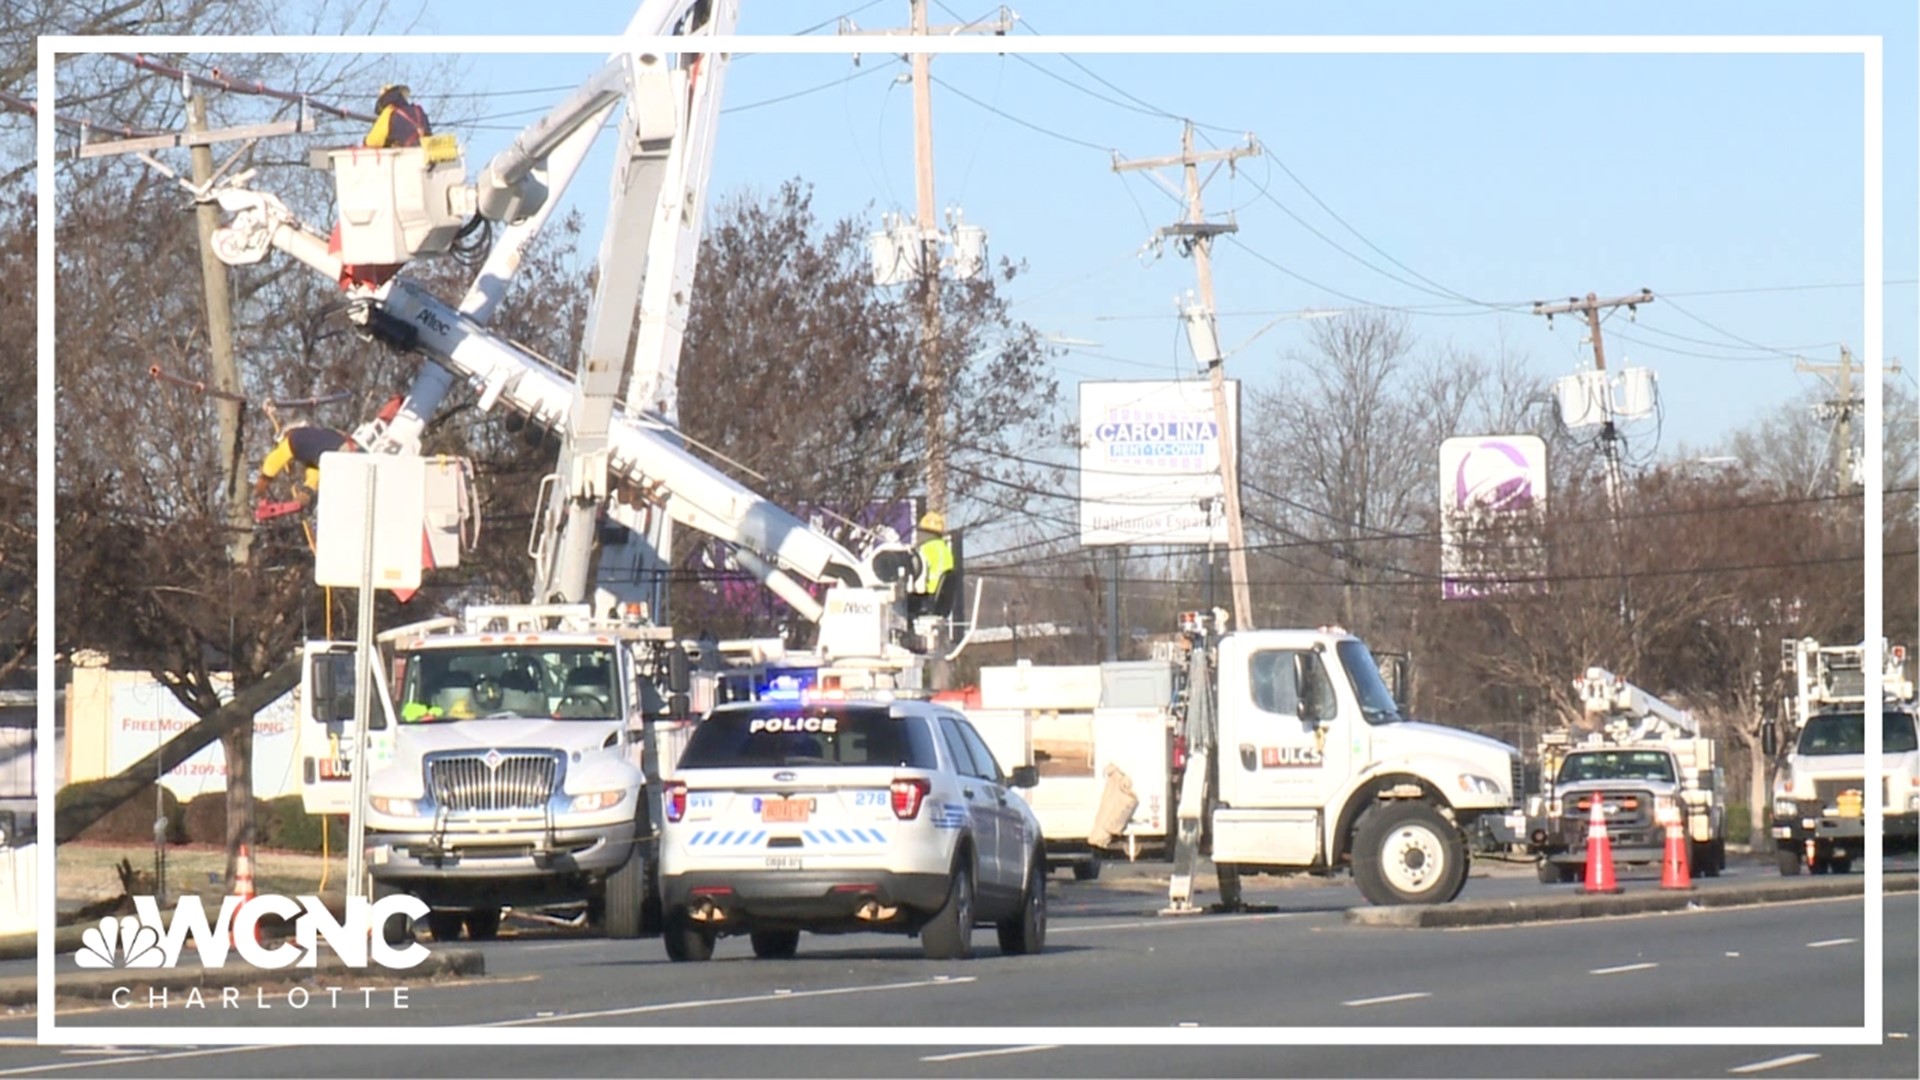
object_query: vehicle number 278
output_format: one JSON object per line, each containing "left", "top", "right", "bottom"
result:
{"left": 853, "top": 791, "right": 887, "bottom": 807}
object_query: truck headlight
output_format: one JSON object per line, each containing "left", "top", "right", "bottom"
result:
{"left": 1909, "top": 793, "right": 1920, "bottom": 813}
{"left": 370, "top": 796, "right": 418, "bottom": 817}
{"left": 1456, "top": 773, "right": 1502, "bottom": 797}
{"left": 567, "top": 790, "right": 626, "bottom": 813}
{"left": 1772, "top": 797, "right": 1801, "bottom": 818}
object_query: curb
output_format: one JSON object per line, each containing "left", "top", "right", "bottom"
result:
{"left": 0, "top": 947, "right": 485, "bottom": 1007}
{"left": 1345, "top": 873, "right": 1920, "bottom": 928}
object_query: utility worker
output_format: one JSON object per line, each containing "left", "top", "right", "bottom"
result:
{"left": 912, "top": 511, "right": 954, "bottom": 617}
{"left": 364, "top": 84, "right": 432, "bottom": 149}
{"left": 254, "top": 425, "right": 357, "bottom": 510}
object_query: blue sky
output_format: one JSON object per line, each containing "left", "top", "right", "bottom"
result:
{"left": 381, "top": 0, "right": 1918, "bottom": 459}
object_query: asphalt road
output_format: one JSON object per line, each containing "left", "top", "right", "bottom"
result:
{"left": 0, "top": 854, "right": 1912, "bottom": 1077}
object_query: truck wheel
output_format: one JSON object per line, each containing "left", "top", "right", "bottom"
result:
{"left": 1072, "top": 855, "right": 1102, "bottom": 882}
{"left": 464, "top": 908, "right": 501, "bottom": 941}
{"left": 427, "top": 910, "right": 466, "bottom": 943}
{"left": 1776, "top": 848, "right": 1803, "bottom": 876}
{"left": 1829, "top": 857, "right": 1853, "bottom": 875}
{"left": 1351, "top": 801, "right": 1468, "bottom": 906}
{"left": 372, "top": 881, "right": 418, "bottom": 946}
{"left": 995, "top": 854, "right": 1047, "bottom": 956}
{"left": 603, "top": 847, "right": 648, "bottom": 940}
{"left": 662, "top": 913, "right": 715, "bottom": 963}
{"left": 1562, "top": 864, "right": 1585, "bottom": 885}
{"left": 749, "top": 930, "right": 800, "bottom": 959}
{"left": 921, "top": 859, "right": 976, "bottom": 960}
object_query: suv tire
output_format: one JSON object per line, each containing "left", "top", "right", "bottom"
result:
{"left": 996, "top": 853, "right": 1047, "bottom": 956}
{"left": 921, "top": 859, "right": 975, "bottom": 960}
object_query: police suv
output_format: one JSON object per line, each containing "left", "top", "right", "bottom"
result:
{"left": 657, "top": 699, "right": 1047, "bottom": 961}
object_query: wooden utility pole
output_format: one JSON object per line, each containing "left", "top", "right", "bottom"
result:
{"left": 188, "top": 93, "right": 253, "bottom": 568}
{"left": 1532, "top": 289, "right": 1653, "bottom": 641}
{"left": 1531, "top": 290, "right": 1653, "bottom": 518}
{"left": 842, "top": 2, "right": 1012, "bottom": 519}
{"left": 1799, "top": 345, "right": 1901, "bottom": 492}
{"left": 1113, "top": 122, "right": 1260, "bottom": 630}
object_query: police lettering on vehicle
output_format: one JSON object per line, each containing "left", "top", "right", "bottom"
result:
{"left": 747, "top": 716, "right": 840, "bottom": 735}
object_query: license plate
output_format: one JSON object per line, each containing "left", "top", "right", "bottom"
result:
{"left": 319, "top": 759, "right": 352, "bottom": 780}
{"left": 765, "top": 856, "right": 803, "bottom": 870}
{"left": 762, "top": 798, "right": 810, "bottom": 823}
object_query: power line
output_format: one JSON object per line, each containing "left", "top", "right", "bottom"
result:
{"left": 108, "top": 53, "right": 376, "bottom": 123}
{"left": 927, "top": 72, "right": 1112, "bottom": 153}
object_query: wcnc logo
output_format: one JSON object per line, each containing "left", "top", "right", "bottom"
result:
{"left": 75, "top": 894, "right": 431, "bottom": 971}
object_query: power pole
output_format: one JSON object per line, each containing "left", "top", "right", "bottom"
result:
{"left": 1531, "top": 290, "right": 1653, "bottom": 523}
{"left": 1799, "top": 345, "right": 1901, "bottom": 491}
{"left": 842, "top": 3, "right": 1012, "bottom": 519}
{"left": 1114, "top": 122, "right": 1260, "bottom": 630}
{"left": 187, "top": 93, "right": 253, "bottom": 569}
{"left": 1533, "top": 289, "right": 1653, "bottom": 641}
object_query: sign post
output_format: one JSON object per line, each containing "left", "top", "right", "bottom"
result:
{"left": 314, "top": 453, "right": 424, "bottom": 901}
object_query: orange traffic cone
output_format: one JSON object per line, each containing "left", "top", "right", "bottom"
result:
{"left": 230, "top": 844, "right": 261, "bottom": 946}
{"left": 1659, "top": 800, "right": 1694, "bottom": 890}
{"left": 1582, "top": 796, "right": 1623, "bottom": 894}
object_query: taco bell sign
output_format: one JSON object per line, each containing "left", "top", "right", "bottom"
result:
{"left": 1440, "top": 435, "right": 1548, "bottom": 599}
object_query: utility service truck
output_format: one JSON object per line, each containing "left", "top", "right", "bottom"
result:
{"left": 1165, "top": 613, "right": 1522, "bottom": 909}
{"left": 1526, "top": 668, "right": 1725, "bottom": 884}
{"left": 963, "top": 659, "right": 1183, "bottom": 880}
{"left": 220, "top": 0, "right": 960, "bottom": 939}
{"left": 1766, "top": 638, "right": 1920, "bottom": 875}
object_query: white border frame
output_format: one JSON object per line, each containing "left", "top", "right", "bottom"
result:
{"left": 35, "top": 31, "right": 1885, "bottom": 1048}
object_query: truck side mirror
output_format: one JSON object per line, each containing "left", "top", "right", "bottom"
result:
{"left": 310, "top": 656, "right": 334, "bottom": 721}
{"left": 668, "top": 647, "right": 690, "bottom": 695}
{"left": 1295, "top": 654, "right": 1331, "bottom": 725}
{"left": 1761, "top": 718, "right": 1776, "bottom": 757}
{"left": 1009, "top": 765, "right": 1038, "bottom": 789}
{"left": 668, "top": 692, "right": 690, "bottom": 720}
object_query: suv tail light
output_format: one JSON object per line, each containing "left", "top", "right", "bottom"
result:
{"left": 1171, "top": 733, "right": 1188, "bottom": 773}
{"left": 664, "top": 781, "right": 688, "bottom": 823}
{"left": 890, "top": 777, "right": 930, "bottom": 820}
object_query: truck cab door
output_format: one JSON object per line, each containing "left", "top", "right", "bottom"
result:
{"left": 297, "top": 641, "right": 396, "bottom": 815}
{"left": 1211, "top": 646, "right": 1358, "bottom": 865}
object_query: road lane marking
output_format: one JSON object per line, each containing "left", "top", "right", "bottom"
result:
{"left": 1341, "top": 992, "right": 1431, "bottom": 1007}
{"left": 1589, "top": 962, "right": 1659, "bottom": 975}
{"left": 921, "top": 1045, "right": 1061, "bottom": 1063}
{"left": 59, "top": 1048, "right": 145, "bottom": 1056}
{"left": 521, "top": 941, "right": 614, "bottom": 952}
{"left": 1805, "top": 937, "right": 1856, "bottom": 948}
{"left": 0, "top": 1045, "right": 272, "bottom": 1077}
{"left": 1052, "top": 912, "right": 1296, "bottom": 935}
{"left": 1729, "top": 1052, "right": 1821, "bottom": 1074}
{"left": 489, "top": 975, "right": 977, "bottom": 1026}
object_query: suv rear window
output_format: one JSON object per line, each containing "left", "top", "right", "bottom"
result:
{"left": 678, "top": 705, "right": 938, "bottom": 769}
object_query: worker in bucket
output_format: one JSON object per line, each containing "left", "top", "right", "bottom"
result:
{"left": 253, "top": 425, "right": 357, "bottom": 512}
{"left": 252, "top": 398, "right": 402, "bottom": 514}
{"left": 364, "top": 84, "right": 432, "bottom": 148}
{"left": 912, "top": 511, "right": 953, "bottom": 617}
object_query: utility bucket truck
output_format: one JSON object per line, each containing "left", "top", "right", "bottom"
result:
{"left": 210, "top": 0, "right": 975, "bottom": 941}
{"left": 1164, "top": 614, "right": 1522, "bottom": 910}
{"left": 1767, "top": 639, "right": 1920, "bottom": 875}
{"left": 964, "top": 659, "right": 1182, "bottom": 880}
{"left": 1526, "top": 668, "right": 1725, "bottom": 884}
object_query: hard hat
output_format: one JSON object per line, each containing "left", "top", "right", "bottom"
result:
{"left": 919, "top": 511, "right": 945, "bottom": 533}
{"left": 380, "top": 83, "right": 411, "bottom": 98}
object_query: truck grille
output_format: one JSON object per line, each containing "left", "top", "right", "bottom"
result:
{"left": 1812, "top": 777, "right": 1889, "bottom": 813}
{"left": 427, "top": 751, "right": 560, "bottom": 812}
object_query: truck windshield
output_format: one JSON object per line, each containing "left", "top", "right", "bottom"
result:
{"left": 678, "top": 706, "right": 935, "bottom": 769}
{"left": 1558, "top": 750, "right": 1676, "bottom": 785}
{"left": 397, "top": 645, "right": 619, "bottom": 722}
{"left": 1336, "top": 639, "right": 1403, "bottom": 724}
{"left": 1796, "top": 711, "right": 1920, "bottom": 756}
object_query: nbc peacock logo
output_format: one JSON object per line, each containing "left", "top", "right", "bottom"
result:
{"left": 75, "top": 915, "right": 167, "bottom": 969}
